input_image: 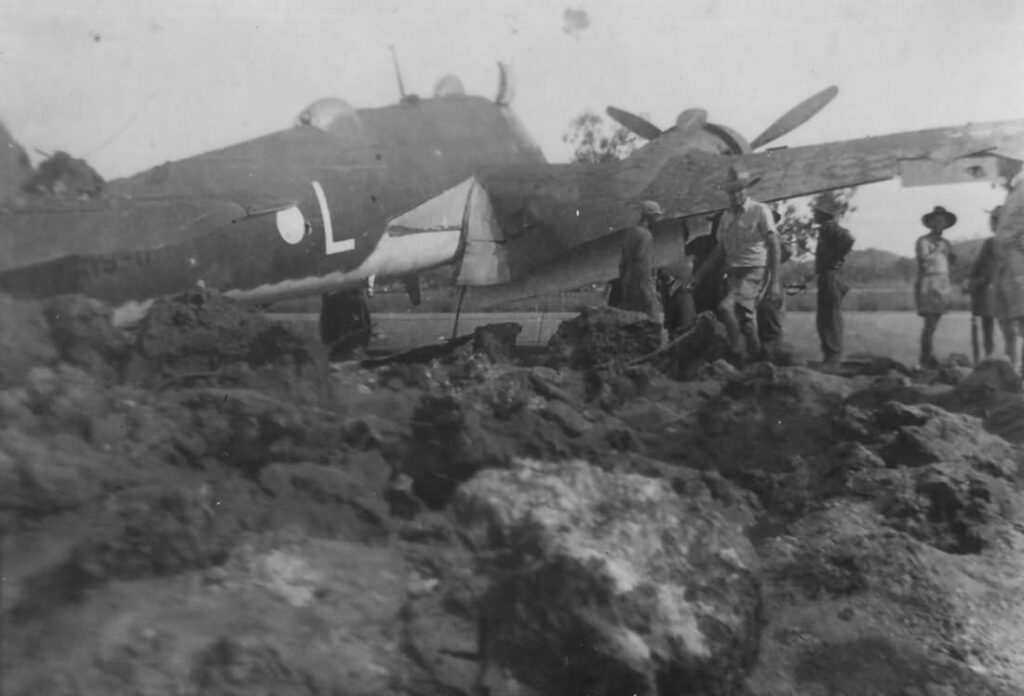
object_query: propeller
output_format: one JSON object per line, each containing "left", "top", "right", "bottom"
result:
{"left": 749, "top": 85, "right": 838, "bottom": 150}
{"left": 605, "top": 85, "right": 839, "bottom": 153}
{"left": 605, "top": 106, "right": 663, "bottom": 141}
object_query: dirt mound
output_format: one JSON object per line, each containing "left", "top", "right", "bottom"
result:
{"left": 876, "top": 461, "right": 1017, "bottom": 554}
{"left": 127, "top": 289, "right": 325, "bottom": 383}
{"left": 876, "top": 401, "right": 1019, "bottom": 475}
{"left": 930, "top": 359, "right": 1024, "bottom": 443}
{"left": 755, "top": 502, "right": 1021, "bottom": 696}
{"left": 389, "top": 369, "right": 608, "bottom": 509}
{"left": 697, "top": 364, "right": 855, "bottom": 473}
{"left": 467, "top": 321, "right": 521, "bottom": 362}
{"left": 546, "top": 306, "right": 661, "bottom": 370}
{"left": 7, "top": 289, "right": 1024, "bottom": 695}
{"left": 0, "top": 295, "right": 58, "bottom": 388}
{"left": 43, "top": 295, "right": 131, "bottom": 378}
{"left": 0, "top": 294, "right": 134, "bottom": 387}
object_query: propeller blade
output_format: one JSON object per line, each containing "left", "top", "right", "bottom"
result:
{"left": 606, "top": 107, "right": 663, "bottom": 141}
{"left": 749, "top": 85, "right": 839, "bottom": 150}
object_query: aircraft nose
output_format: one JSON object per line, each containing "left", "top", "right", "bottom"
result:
{"left": 276, "top": 205, "right": 308, "bottom": 245}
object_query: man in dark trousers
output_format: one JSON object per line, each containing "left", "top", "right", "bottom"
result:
{"left": 757, "top": 209, "right": 790, "bottom": 355}
{"left": 811, "top": 198, "right": 855, "bottom": 364}
{"left": 967, "top": 205, "right": 1001, "bottom": 362}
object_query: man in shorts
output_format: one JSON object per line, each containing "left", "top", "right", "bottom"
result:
{"left": 688, "top": 166, "right": 780, "bottom": 363}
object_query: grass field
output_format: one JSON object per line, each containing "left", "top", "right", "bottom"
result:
{"left": 273, "top": 308, "right": 989, "bottom": 367}
{"left": 273, "top": 283, "right": 974, "bottom": 315}
{"left": 780, "top": 310, "right": 981, "bottom": 365}
{"left": 269, "top": 286, "right": 989, "bottom": 366}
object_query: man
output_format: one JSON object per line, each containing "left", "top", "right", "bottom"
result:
{"left": 689, "top": 167, "right": 780, "bottom": 363}
{"left": 992, "top": 175, "right": 1024, "bottom": 373}
{"left": 756, "top": 209, "right": 790, "bottom": 356}
{"left": 687, "top": 214, "right": 729, "bottom": 319}
{"left": 659, "top": 215, "right": 722, "bottom": 337}
{"left": 967, "top": 206, "right": 1001, "bottom": 362}
{"left": 809, "top": 198, "right": 856, "bottom": 365}
{"left": 616, "top": 200, "right": 665, "bottom": 327}
{"left": 914, "top": 206, "right": 958, "bottom": 368}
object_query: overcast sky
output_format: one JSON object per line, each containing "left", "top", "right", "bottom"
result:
{"left": 2, "top": 0, "right": 1023, "bottom": 254}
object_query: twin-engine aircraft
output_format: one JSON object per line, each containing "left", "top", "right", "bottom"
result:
{"left": 2, "top": 60, "right": 1023, "bottom": 345}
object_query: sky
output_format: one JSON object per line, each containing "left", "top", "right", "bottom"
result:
{"left": 2, "top": 0, "right": 1023, "bottom": 255}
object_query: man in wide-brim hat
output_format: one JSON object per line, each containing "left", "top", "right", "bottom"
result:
{"left": 721, "top": 167, "right": 762, "bottom": 193}
{"left": 914, "top": 205, "right": 958, "bottom": 367}
{"left": 688, "top": 165, "right": 780, "bottom": 363}
{"left": 809, "top": 194, "right": 856, "bottom": 365}
{"left": 921, "top": 205, "right": 957, "bottom": 229}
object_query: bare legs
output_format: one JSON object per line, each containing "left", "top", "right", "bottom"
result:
{"left": 919, "top": 314, "right": 941, "bottom": 368}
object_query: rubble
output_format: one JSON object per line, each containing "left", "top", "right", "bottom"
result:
{"left": 5, "top": 300, "right": 1024, "bottom": 695}
{"left": 932, "top": 358, "right": 1024, "bottom": 443}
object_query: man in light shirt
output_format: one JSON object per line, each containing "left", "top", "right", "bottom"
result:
{"left": 689, "top": 166, "right": 780, "bottom": 362}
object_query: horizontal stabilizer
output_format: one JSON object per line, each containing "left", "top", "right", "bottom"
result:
{"left": 387, "top": 178, "right": 474, "bottom": 235}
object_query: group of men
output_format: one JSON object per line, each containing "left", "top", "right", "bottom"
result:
{"left": 612, "top": 166, "right": 855, "bottom": 366}
{"left": 612, "top": 160, "right": 1024, "bottom": 372}
{"left": 924, "top": 178, "right": 1024, "bottom": 372}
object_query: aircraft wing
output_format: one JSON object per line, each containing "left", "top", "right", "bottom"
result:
{"left": 642, "top": 119, "right": 1024, "bottom": 219}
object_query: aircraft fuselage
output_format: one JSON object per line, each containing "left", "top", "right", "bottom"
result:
{"left": 0, "top": 94, "right": 548, "bottom": 322}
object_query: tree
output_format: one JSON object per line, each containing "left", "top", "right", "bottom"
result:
{"left": 562, "top": 111, "right": 640, "bottom": 164}
{"left": 774, "top": 187, "right": 858, "bottom": 263}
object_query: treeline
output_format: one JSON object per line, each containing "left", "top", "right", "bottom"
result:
{"left": 781, "top": 238, "right": 986, "bottom": 289}
{"left": 780, "top": 237, "right": 988, "bottom": 312}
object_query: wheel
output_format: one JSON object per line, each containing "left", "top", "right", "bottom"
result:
{"left": 319, "top": 289, "right": 372, "bottom": 358}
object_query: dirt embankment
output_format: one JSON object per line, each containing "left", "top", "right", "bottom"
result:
{"left": 3, "top": 299, "right": 1024, "bottom": 696}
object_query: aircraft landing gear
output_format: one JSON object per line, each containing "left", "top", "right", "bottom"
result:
{"left": 319, "top": 289, "right": 372, "bottom": 359}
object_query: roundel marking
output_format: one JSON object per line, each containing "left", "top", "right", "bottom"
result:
{"left": 275, "top": 206, "right": 307, "bottom": 245}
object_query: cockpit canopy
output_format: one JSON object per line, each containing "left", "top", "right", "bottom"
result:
{"left": 433, "top": 74, "right": 466, "bottom": 98}
{"left": 295, "top": 98, "right": 363, "bottom": 138}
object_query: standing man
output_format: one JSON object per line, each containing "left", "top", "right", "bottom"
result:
{"left": 617, "top": 200, "right": 665, "bottom": 327}
{"left": 915, "top": 206, "right": 958, "bottom": 368}
{"left": 811, "top": 198, "right": 856, "bottom": 365}
{"left": 689, "top": 167, "right": 780, "bottom": 363}
{"left": 967, "top": 206, "right": 1001, "bottom": 363}
{"left": 992, "top": 174, "right": 1024, "bottom": 373}
{"left": 756, "top": 209, "right": 790, "bottom": 357}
